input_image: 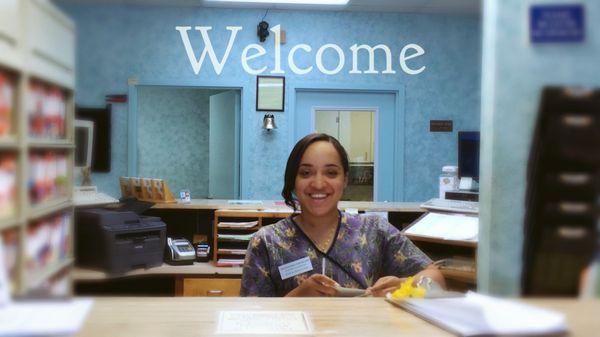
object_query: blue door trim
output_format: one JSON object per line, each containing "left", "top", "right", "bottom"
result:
{"left": 290, "top": 83, "right": 405, "bottom": 201}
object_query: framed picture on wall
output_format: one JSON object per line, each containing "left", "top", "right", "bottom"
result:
{"left": 256, "top": 76, "right": 285, "bottom": 112}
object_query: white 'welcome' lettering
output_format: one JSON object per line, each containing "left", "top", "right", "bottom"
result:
{"left": 176, "top": 25, "right": 426, "bottom": 76}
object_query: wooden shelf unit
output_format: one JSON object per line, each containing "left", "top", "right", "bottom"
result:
{"left": 0, "top": 216, "right": 20, "bottom": 231}
{"left": 404, "top": 232, "right": 477, "bottom": 289}
{"left": 25, "top": 257, "right": 74, "bottom": 292}
{"left": 0, "top": 0, "right": 75, "bottom": 297}
{"left": 212, "top": 209, "right": 291, "bottom": 265}
{"left": 0, "top": 136, "right": 19, "bottom": 149}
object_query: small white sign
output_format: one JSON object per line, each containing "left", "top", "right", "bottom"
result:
{"left": 179, "top": 189, "right": 191, "bottom": 203}
{"left": 278, "top": 256, "right": 313, "bottom": 280}
{"left": 217, "top": 311, "right": 312, "bottom": 335}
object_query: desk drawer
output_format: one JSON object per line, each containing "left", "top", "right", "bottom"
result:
{"left": 178, "top": 278, "right": 241, "bottom": 297}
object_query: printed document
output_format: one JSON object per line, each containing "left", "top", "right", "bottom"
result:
{"left": 217, "top": 310, "right": 312, "bottom": 334}
{"left": 388, "top": 292, "right": 567, "bottom": 336}
{"left": 405, "top": 212, "right": 478, "bottom": 241}
{"left": 0, "top": 298, "right": 93, "bottom": 336}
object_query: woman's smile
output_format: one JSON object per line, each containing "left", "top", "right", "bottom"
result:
{"left": 294, "top": 141, "right": 347, "bottom": 218}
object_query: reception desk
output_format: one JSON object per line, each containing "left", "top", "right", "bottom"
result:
{"left": 149, "top": 199, "right": 425, "bottom": 212}
{"left": 74, "top": 200, "right": 478, "bottom": 295}
{"left": 77, "top": 297, "right": 597, "bottom": 337}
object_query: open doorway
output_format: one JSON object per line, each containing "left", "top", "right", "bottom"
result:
{"left": 136, "top": 86, "right": 240, "bottom": 199}
{"left": 315, "top": 109, "right": 377, "bottom": 201}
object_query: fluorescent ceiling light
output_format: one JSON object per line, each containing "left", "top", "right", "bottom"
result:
{"left": 205, "top": 0, "right": 349, "bottom": 5}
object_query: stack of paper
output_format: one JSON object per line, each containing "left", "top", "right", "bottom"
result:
{"left": 217, "top": 221, "right": 258, "bottom": 229}
{"left": 216, "top": 258, "right": 245, "bottom": 267}
{"left": 218, "top": 233, "right": 254, "bottom": 241}
{"left": 388, "top": 292, "right": 567, "bottom": 336}
{"left": 218, "top": 248, "right": 248, "bottom": 255}
{"left": 405, "top": 212, "right": 478, "bottom": 241}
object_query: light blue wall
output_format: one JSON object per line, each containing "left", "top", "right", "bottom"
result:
{"left": 478, "top": 0, "right": 600, "bottom": 295}
{"left": 137, "top": 87, "right": 218, "bottom": 198}
{"left": 58, "top": 3, "right": 481, "bottom": 200}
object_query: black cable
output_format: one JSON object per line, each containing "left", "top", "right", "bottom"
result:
{"left": 262, "top": 9, "right": 269, "bottom": 21}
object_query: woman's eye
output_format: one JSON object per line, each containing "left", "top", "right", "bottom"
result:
{"left": 298, "top": 170, "right": 311, "bottom": 177}
{"left": 326, "top": 170, "right": 339, "bottom": 177}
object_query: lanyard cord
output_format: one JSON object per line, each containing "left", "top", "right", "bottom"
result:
{"left": 290, "top": 212, "right": 368, "bottom": 289}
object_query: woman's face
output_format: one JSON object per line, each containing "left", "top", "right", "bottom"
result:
{"left": 294, "top": 141, "right": 347, "bottom": 219}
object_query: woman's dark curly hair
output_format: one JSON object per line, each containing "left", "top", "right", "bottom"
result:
{"left": 281, "top": 133, "right": 349, "bottom": 212}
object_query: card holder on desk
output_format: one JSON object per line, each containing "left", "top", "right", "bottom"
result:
{"left": 119, "top": 176, "right": 176, "bottom": 203}
{"left": 130, "top": 177, "right": 142, "bottom": 199}
{"left": 141, "top": 178, "right": 152, "bottom": 200}
{"left": 152, "top": 179, "right": 165, "bottom": 201}
{"left": 119, "top": 177, "right": 133, "bottom": 198}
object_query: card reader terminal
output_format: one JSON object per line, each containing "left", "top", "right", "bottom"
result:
{"left": 165, "top": 237, "right": 196, "bottom": 265}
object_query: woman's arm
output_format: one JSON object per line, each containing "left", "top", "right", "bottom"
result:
{"left": 240, "top": 234, "right": 277, "bottom": 296}
{"left": 366, "top": 216, "right": 446, "bottom": 297}
{"left": 413, "top": 264, "right": 445, "bottom": 288}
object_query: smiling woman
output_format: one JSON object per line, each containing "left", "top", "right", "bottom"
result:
{"left": 240, "top": 133, "right": 445, "bottom": 297}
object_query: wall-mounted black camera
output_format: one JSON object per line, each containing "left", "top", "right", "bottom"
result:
{"left": 257, "top": 21, "right": 269, "bottom": 42}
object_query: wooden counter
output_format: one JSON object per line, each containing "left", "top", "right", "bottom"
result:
{"left": 72, "top": 263, "right": 242, "bottom": 281}
{"left": 151, "top": 199, "right": 425, "bottom": 213}
{"left": 76, "top": 297, "right": 598, "bottom": 337}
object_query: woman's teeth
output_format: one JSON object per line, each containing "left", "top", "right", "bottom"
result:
{"left": 310, "top": 193, "right": 327, "bottom": 199}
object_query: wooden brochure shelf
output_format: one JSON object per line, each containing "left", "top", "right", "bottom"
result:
{"left": 212, "top": 209, "right": 290, "bottom": 266}
{"left": 120, "top": 176, "right": 176, "bottom": 203}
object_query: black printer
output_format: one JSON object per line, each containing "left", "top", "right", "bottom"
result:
{"left": 75, "top": 209, "right": 166, "bottom": 274}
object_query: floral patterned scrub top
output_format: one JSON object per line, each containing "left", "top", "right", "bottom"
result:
{"left": 240, "top": 212, "right": 432, "bottom": 297}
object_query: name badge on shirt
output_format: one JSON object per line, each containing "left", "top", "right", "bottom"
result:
{"left": 278, "top": 256, "right": 313, "bottom": 280}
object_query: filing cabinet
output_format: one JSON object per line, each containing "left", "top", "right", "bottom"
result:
{"left": 523, "top": 87, "right": 600, "bottom": 295}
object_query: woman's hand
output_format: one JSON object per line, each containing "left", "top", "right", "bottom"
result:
{"left": 365, "top": 276, "right": 404, "bottom": 297}
{"left": 285, "top": 274, "right": 339, "bottom": 297}
{"left": 366, "top": 265, "right": 446, "bottom": 297}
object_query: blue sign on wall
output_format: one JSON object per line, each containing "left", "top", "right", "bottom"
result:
{"left": 530, "top": 4, "right": 585, "bottom": 43}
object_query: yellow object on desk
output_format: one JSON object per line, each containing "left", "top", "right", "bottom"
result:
{"left": 390, "top": 277, "right": 426, "bottom": 299}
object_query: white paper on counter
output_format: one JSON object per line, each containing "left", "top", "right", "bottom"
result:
{"left": 0, "top": 298, "right": 93, "bottom": 336}
{"left": 405, "top": 212, "right": 478, "bottom": 241}
{"left": 217, "top": 310, "right": 312, "bottom": 335}
{"left": 394, "top": 292, "right": 567, "bottom": 337}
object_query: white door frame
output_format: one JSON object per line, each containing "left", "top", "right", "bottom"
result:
{"left": 311, "top": 106, "right": 380, "bottom": 201}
